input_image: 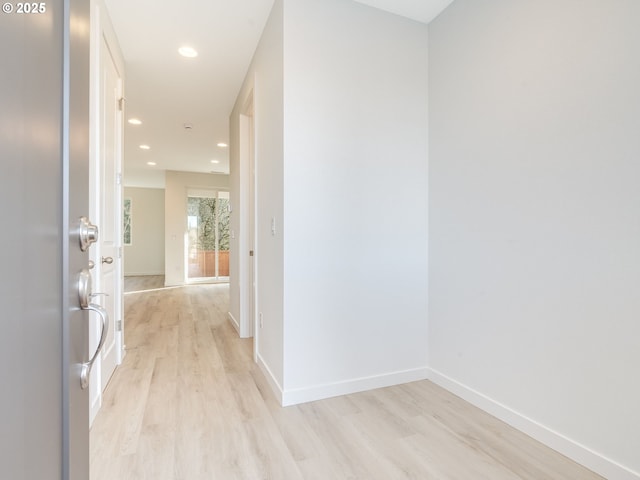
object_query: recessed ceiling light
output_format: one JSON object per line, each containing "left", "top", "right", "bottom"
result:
{"left": 139, "top": 144, "right": 151, "bottom": 150}
{"left": 178, "top": 46, "right": 198, "bottom": 58}
{"left": 217, "top": 143, "right": 228, "bottom": 148}
{"left": 128, "top": 118, "right": 142, "bottom": 125}
{"left": 147, "top": 162, "right": 157, "bottom": 166}
{"left": 210, "top": 160, "right": 220, "bottom": 164}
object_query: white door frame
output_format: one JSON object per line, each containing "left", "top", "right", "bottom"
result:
{"left": 239, "top": 91, "right": 257, "bottom": 358}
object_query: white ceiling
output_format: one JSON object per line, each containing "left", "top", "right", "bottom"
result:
{"left": 104, "top": 0, "right": 275, "bottom": 187}
{"left": 354, "top": 0, "right": 454, "bottom": 24}
{"left": 104, "top": 0, "right": 452, "bottom": 188}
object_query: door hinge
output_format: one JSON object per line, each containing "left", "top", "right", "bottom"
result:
{"left": 116, "top": 320, "right": 123, "bottom": 332}
{"left": 118, "top": 97, "right": 125, "bottom": 111}
{"left": 117, "top": 172, "right": 122, "bottom": 185}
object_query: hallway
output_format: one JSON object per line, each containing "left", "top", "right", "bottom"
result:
{"left": 90, "top": 285, "right": 602, "bottom": 479}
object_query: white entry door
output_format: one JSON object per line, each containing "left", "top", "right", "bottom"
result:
{"left": 89, "top": 9, "right": 125, "bottom": 423}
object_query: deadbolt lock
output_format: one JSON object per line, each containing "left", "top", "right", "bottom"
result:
{"left": 78, "top": 216, "right": 99, "bottom": 251}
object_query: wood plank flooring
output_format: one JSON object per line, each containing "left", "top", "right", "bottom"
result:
{"left": 90, "top": 284, "right": 603, "bottom": 480}
{"left": 124, "top": 275, "right": 166, "bottom": 293}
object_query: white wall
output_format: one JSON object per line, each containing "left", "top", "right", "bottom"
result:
{"left": 428, "top": 1, "right": 640, "bottom": 478}
{"left": 123, "top": 187, "right": 165, "bottom": 276}
{"left": 230, "top": 0, "right": 285, "bottom": 388}
{"left": 230, "top": 0, "right": 428, "bottom": 404}
{"left": 164, "top": 170, "right": 230, "bottom": 286}
{"left": 123, "top": 169, "right": 166, "bottom": 189}
{"left": 282, "top": 0, "right": 429, "bottom": 403}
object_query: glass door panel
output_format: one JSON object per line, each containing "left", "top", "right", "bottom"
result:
{"left": 187, "top": 191, "right": 229, "bottom": 281}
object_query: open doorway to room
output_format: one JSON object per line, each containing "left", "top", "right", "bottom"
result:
{"left": 187, "top": 190, "right": 231, "bottom": 283}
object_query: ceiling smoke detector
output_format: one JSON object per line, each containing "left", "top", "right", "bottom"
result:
{"left": 184, "top": 123, "right": 194, "bottom": 131}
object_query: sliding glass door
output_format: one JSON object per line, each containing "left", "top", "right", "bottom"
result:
{"left": 187, "top": 190, "right": 230, "bottom": 281}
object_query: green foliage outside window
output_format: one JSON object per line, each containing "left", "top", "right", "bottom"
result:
{"left": 187, "top": 196, "right": 230, "bottom": 251}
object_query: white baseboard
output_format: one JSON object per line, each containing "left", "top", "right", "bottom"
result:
{"left": 282, "top": 367, "right": 429, "bottom": 407}
{"left": 227, "top": 312, "right": 240, "bottom": 334}
{"left": 257, "top": 353, "right": 284, "bottom": 405}
{"left": 428, "top": 368, "right": 640, "bottom": 480}
{"left": 123, "top": 271, "right": 164, "bottom": 276}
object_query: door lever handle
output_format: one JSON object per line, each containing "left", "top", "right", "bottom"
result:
{"left": 80, "top": 303, "right": 109, "bottom": 390}
{"left": 77, "top": 269, "right": 109, "bottom": 389}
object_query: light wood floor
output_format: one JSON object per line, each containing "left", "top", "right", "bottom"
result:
{"left": 90, "top": 284, "right": 602, "bottom": 480}
{"left": 124, "top": 275, "right": 166, "bottom": 293}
